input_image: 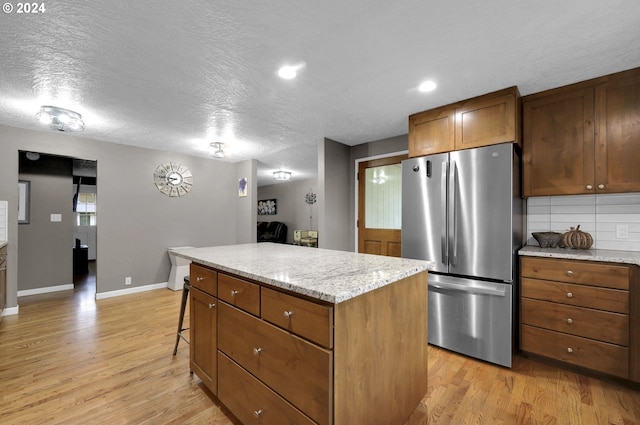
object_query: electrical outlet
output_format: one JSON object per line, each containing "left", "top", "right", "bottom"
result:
{"left": 616, "top": 224, "right": 629, "bottom": 239}
{"left": 125, "top": 276, "right": 132, "bottom": 285}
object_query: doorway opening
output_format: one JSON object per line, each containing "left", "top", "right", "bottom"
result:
{"left": 18, "top": 151, "right": 97, "bottom": 298}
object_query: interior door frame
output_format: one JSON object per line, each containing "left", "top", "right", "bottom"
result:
{"left": 354, "top": 150, "right": 408, "bottom": 251}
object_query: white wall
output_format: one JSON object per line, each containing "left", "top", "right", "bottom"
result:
{"left": 526, "top": 193, "right": 640, "bottom": 251}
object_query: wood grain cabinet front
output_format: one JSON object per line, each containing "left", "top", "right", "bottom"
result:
{"left": 0, "top": 245, "right": 7, "bottom": 321}
{"left": 218, "top": 301, "right": 331, "bottom": 425}
{"left": 522, "top": 67, "right": 640, "bottom": 197}
{"left": 189, "top": 263, "right": 218, "bottom": 394}
{"left": 218, "top": 273, "right": 260, "bottom": 316}
{"left": 408, "top": 86, "right": 519, "bottom": 157}
{"left": 520, "top": 256, "right": 639, "bottom": 382}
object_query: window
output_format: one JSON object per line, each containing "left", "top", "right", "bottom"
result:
{"left": 76, "top": 193, "right": 97, "bottom": 226}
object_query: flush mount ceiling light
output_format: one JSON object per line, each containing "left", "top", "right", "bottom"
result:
{"left": 418, "top": 80, "right": 437, "bottom": 93}
{"left": 273, "top": 170, "right": 292, "bottom": 181}
{"left": 36, "top": 105, "right": 85, "bottom": 132}
{"left": 277, "top": 62, "right": 305, "bottom": 80}
{"left": 210, "top": 142, "right": 225, "bottom": 158}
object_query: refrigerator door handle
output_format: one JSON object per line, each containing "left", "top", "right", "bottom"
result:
{"left": 449, "top": 160, "right": 457, "bottom": 266}
{"left": 430, "top": 281, "right": 507, "bottom": 297}
{"left": 441, "top": 161, "right": 448, "bottom": 265}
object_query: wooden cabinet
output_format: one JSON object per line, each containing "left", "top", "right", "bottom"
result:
{"left": 520, "top": 256, "right": 639, "bottom": 382}
{"left": 409, "top": 86, "right": 519, "bottom": 157}
{"left": 0, "top": 245, "right": 6, "bottom": 321}
{"left": 189, "top": 264, "right": 218, "bottom": 394}
{"left": 191, "top": 263, "right": 428, "bottom": 425}
{"left": 522, "top": 67, "right": 640, "bottom": 197}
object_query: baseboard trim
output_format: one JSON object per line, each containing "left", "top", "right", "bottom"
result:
{"left": 1, "top": 305, "right": 19, "bottom": 316}
{"left": 96, "top": 282, "right": 168, "bottom": 300}
{"left": 18, "top": 284, "right": 74, "bottom": 297}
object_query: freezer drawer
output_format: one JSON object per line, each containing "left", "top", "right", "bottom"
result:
{"left": 428, "top": 274, "right": 513, "bottom": 367}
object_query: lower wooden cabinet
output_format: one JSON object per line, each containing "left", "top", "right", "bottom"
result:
{"left": 190, "top": 263, "right": 429, "bottom": 425}
{"left": 520, "top": 256, "right": 639, "bottom": 382}
{"left": 189, "top": 264, "right": 218, "bottom": 395}
{"left": 0, "top": 245, "right": 6, "bottom": 321}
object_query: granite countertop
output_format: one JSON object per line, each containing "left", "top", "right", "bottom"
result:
{"left": 0, "top": 240, "right": 7, "bottom": 249}
{"left": 170, "top": 243, "right": 434, "bottom": 303}
{"left": 519, "top": 245, "right": 640, "bottom": 266}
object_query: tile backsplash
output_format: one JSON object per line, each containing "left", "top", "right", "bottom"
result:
{"left": 526, "top": 193, "right": 640, "bottom": 252}
{"left": 0, "top": 200, "right": 7, "bottom": 241}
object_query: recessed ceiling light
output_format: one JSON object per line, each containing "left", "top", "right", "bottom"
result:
{"left": 418, "top": 80, "right": 437, "bottom": 92}
{"left": 278, "top": 65, "right": 298, "bottom": 80}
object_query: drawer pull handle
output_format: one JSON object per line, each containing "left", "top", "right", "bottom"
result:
{"left": 566, "top": 270, "right": 573, "bottom": 277}
{"left": 253, "top": 409, "right": 263, "bottom": 418}
{"left": 567, "top": 318, "right": 573, "bottom": 324}
{"left": 598, "top": 184, "right": 605, "bottom": 190}
{"left": 567, "top": 347, "right": 573, "bottom": 353}
{"left": 230, "top": 290, "right": 239, "bottom": 297}
{"left": 566, "top": 292, "right": 573, "bottom": 298}
{"left": 196, "top": 276, "right": 205, "bottom": 282}
{"left": 253, "top": 347, "right": 263, "bottom": 356}
{"left": 586, "top": 185, "right": 593, "bottom": 190}
{"left": 283, "top": 310, "right": 294, "bottom": 319}
{"left": 208, "top": 303, "right": 216, "bottom": 309}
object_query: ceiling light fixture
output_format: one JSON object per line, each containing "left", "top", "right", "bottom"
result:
{"left": 418, "top": 80, "right": 437, "bottom": 92}
{"left": 277, "top": 66, "right": 298, "bottom": 79}
{"left": 210, "top": 142, "right": 225, "bottom": 158}
{"left": 273, "top": 170, "right": 292, "bottom": 181}
{"left": 36, "top": 105, "right": 85, "bottom": 132}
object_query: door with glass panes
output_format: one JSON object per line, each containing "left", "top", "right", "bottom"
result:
{"left": 357, "top": 154, "right": 406, "bottom": 257}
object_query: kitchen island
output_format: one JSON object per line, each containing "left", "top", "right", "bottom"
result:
{"left": 171, "top": 243, "right": 432, "bottom": 425}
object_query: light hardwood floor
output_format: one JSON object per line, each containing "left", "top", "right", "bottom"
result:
{"left": 1, "top": 274, "right": 638, "bottom": 425}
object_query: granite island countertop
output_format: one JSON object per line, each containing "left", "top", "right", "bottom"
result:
{"left": 170, "top": 243, "right": 434, "bottom": 303}
{"left": 519, "top": 245, "right": 640, "bottom": 266}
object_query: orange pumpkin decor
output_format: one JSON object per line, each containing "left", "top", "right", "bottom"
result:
{"left": 562, "top": 225, "right": 593, "bottom": 249}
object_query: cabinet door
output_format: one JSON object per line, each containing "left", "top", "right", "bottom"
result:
{"left": 0, "top": 247, "right": 6, "bottom": 320}
{"left": 522, "top": 86, "right": 595, "bottom": 196}
{"left": 190, "top": 287, "right": 217, "bottom": 394}
{"left": 408, "top": 106, "right": 455, "bottom": 157}
{"left": 595, "top": 70, "right": 640, "bottom": 193}
{"left": 455, "top": 90, "right": 517, "bottom": 150}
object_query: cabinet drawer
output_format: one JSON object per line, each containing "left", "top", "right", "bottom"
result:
{"left": 521, "top": 298, "right": 628, "bottom": 345}
{"left": 521, "top": 257, "right": 629, "bottom": 289}
{"left": 218, "top": 302, "right": 332, "bottom": 425}
{"left": 218, "top": 273, "right": 260, "bottom": 316}
{"left": 521, "top": 325, "right": 629, "bottom": 378}
{"left": 262, "top": 287, "right": 333, "bottom": 349}
{"left": 218, "top": 352, "right": 316, "bottom": 425}
{"left": 521, "top": 277, "right": 629, "bottom": 313}
{"left": 190, "top": 263, "right": 217, "bottom": 296}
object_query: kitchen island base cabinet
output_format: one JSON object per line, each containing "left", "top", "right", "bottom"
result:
{"left": 192, "top": 262, "right": 428, "bottom": 425}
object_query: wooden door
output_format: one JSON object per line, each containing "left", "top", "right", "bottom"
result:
{"left": 522, "top": 86, "right": 595, "bottom": 197}
{"left": 358, "top": 155, "right": 406, "bottom": 257}
{"left": 408, "top": 106, "right": 455, "bottom": 157}
{"left": 595, "top": 69, "right": 640, "bottom": 193}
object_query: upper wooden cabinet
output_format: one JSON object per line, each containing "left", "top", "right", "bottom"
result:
{"left": 409, "top": 87, "right": 520, "bottom": 157}
{"left": 523, "top": 67, "right": 640, "bottom": 197}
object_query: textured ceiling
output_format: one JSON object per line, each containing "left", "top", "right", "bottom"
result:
{"left": 1, "top": 0, "right": 639, "bottom": 186}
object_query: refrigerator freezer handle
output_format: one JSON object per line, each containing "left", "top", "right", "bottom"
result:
{"left": 450, "top": 160, "right": 457, "bottom": 266}
{"left": 441, "top": 161, "right": 448, "bottom": 265}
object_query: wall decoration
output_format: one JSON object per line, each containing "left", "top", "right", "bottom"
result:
{"left": 305, "top": 189, "right": 317, "bottom": 229}
{"left": 18, "top": 180, "right": 30, "bottom": 224}
{"left": 258, "top": 199, "right": 277, "bottom": 215}
{"left": 238, "top": 177, "right": 248, "bottom": 197}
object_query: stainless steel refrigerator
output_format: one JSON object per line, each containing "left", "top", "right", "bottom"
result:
{"left": 402, "top": 142, "right": 522, "bottom": 367}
